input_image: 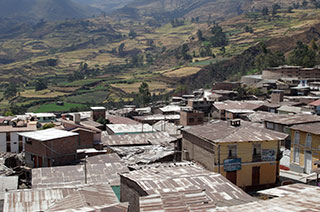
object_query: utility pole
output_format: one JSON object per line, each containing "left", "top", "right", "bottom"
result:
{"left": 84, "top": 155, "right": 88, "bottom": 184}
{"left": 218, "top": 144, "right": 221, "bottom": 173}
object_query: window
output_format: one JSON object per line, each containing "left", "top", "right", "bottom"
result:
{"left": 306, "top": 133, "right": 312, "bottom": 148}
{"left": 294, "top": 131, "right": 300, "bottom": 145}
{"left": 253, "top": 143, "right": 261, "bottom": 161}
{"left": 6, "top": 142, "right": 10, "bottom": 152}
{"left": 228, "top": 144, "right": 237, "bottom": 158}
{"left": 266, "top": 122, "right": 274, "bottom": 129}
{"left": 293, "top": 147, "right": 300, "bottom": 163}
{"left": 6, "top": 133, "right": 10, "bottom": 141}
{"left": 26, "top": 138, "right": 32, "bottom": 145}
{"left": 18, "top": 135, "right": 22, "bottom": 141}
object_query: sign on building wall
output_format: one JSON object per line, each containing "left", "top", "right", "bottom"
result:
{"left": 262, "top": 149, "right": 276, "bottom": 161}
{"left": 224, "top": 158, "right": 241, "bottom": 172}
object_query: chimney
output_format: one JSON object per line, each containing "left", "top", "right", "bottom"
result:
{"left": 229, "top": 119, "right": 241, "bottom": 127}
{"left": 74, "top": 113, "right": 81, "bottom": 125}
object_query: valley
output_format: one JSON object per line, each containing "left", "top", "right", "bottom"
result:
{"left": 1, "top": 0, "right": 320, "bottom": 114}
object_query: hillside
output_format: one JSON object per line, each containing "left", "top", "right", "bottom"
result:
{"left": 1, "top": 0, "right": 320, "bottom": 114}
{"left": 0, "top": 0, "right": 97, "bottom": 21}
{"left": 73, "top": 0, "right": 134, "bottom": 13}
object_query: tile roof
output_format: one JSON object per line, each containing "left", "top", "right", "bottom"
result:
{"left": 182, "top": 120, "right": 288, "bottom": 143}
{"left": 309, "top": 99, "right": 320, "bottom": 106}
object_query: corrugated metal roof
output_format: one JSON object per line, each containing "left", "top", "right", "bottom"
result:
{"left": 110, "top": 145, "right": 175, "bottom": 166}
{"left": 0, "top": 176, "right": 18, "bottom": 200}
{"left": 32, "top": 155, "right": 129, "bottom": 188}
{"left": 106, "top": 115, "right": 139, "bottom": 125}
{"left": 18, "top": 128, "right": 78, "bottom": 141}
{"left": 263, "top": 113, "right": 320, "bottom": 125}
{"left": 153, "top": 121, "right": 182, "bottom": 135}
{"left": 213, "top": 101, "right": 263, "bottom": 111}
{"left": 122, "top": 164, "right": 256, "bottom": 208}
{"left": 4, "top": 184, "right": 126, "bottom": 212}
{"left": 133, "top": 114, "right": 180, "bottom": 121}
{"left": 214, "top": 184, "right": 320, "bottom": 212}
{"left": 106, "top": 124, "right": 154, "bottom": 134}
{"left": 182, "top": 121, "right": 288, "bottom": 143}
{"left": 101, "top": 132, "right": 175, "bottom": 146}
{"left": 291, "top": 122, "right": 320, "bottom": 135}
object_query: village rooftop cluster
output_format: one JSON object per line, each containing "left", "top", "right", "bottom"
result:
{"left": 1, "top": 65, "right": 320, "bottom": 211}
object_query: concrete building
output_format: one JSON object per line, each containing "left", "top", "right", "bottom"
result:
{"left": 187, "top": 98, "right": 212, "bottom": 114}
{"left": 106, "top": 124, "right": 154, "bottom": 135}
{"left": 25, "top": 113, "right": 56, "bottom": 123}
{"left": 120, "top": 163, "right": 256, "bottom": 212}
{"left": 309, "top": 99, "right": 320, "bottom": 115}
{"left": 290, "top": 122, "right": 320, "bottom": 174}
{"left": 0, "top": 121, "right": 37, "bottom": 153}
{"left": 181, "top": 120, "right": 287, "bottom": 188}
{"left": 261, "top": 65, "right": 320, "bottom": 80}
{"left": 19, "top": 128, "right": 79, "bottom": 168}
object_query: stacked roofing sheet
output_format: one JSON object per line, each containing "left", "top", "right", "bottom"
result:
{"left": 213, "top": 184, "right": 320, "bottom": 212}
{"left": 123, "top": 164, "right": 256, "bottom": 210}
{"left": 101, "top": 131, "right": 176, "bottom": 146}
{"left": 4, "top": 184, "right": 128, "bottom": 212}
{"left": 32, "top": 154, "right": 129, "bottom": 188}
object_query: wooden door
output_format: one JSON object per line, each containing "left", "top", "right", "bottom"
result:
{"left": 33, "top": 156, "right": 37, "bottom": 168}
{"left": 252, "top": 166, "right": 260, "bottom": 186}
{"left": 226, "top": 171, "right": 237, "bottom": 185}
{"left": 38, "top": 156, "right": 42, "bottom": 167}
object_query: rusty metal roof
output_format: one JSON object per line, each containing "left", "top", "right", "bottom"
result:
{"left": 214, "top": 184, "right": 320, "bottom": 212}
{"left": 122, "top": 164, "right": 256, "bottom": 208}
{"left": 86, "top": 153, "right": 122, "bottom": 164}
{"left": 101, "top": 131, "right": 175, "bottom": 146}
{"left": 262, "top": 113, "right": 320, "bottom": 125}
{"left": 4, "top": 184, "right": 126, "bottom": 212}
{"left": 291, "top": 122, "right": 320, "bottom": 135}
{"left": 106, "top": 115, "right": 139, "bottom": 125}
{"left": 106, "top": 124, "right": 154, "bottom": 134}
{"left": 32, "top": 157, "right": 129, "bottom": 188}
{"left": 133, "top": 114, "right": 180, "bottom": 121}
{"left": 110, "top": 145, "right": 175, "bottom": 166}
{"left": 213, "top": 101, "right": 263, "bottom": 111}
{"left": 182, "top": 120, "right": 288, "bottom": 143}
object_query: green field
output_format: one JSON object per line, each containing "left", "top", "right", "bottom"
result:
{"left": 30, "top": 102, "right": 86, "bottom": 113}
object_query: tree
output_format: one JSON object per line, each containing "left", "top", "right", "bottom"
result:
{"left": 138, "top": 82, "right": 151, "bottom": 106}
{"left": 128, "top": 29, "right": 137, "bottom": 39}
{"left": 272, "top": 3, "right": 281, "bottom": 15}
{"left": 35, "top": 79, "right": 47, "bottom": 91}
{"left": 288, "top": 41, "right": 319, "bottom": 67}
{"left": 181, "top": 44, "right": 191, "bottom": 60}
{"left": 262, "top": 7, "right": 269, "bottom": 16}
{"left": 4, "top": 82, "right": 17, "bottom": 99}
{"left": 209, "top": 25, "right": 228, "bottom": 47}
{"left": 118, "top": 43, "right": 125, "bottom": 56}
{"left": 302, "top": 0, "right": 308, "bottom": 7}
{"left": 197, "top": 29, "right": 204, "bottom": 41}
{"left": 42, "top": 123, "right": 55, "bottom": 130}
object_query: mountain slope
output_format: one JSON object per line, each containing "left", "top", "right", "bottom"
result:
{"left": 73, "top": 0, "right": 134, "bottom": 13}
{"left": 0, "top": 0, "right": 97, "bottom": 21}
